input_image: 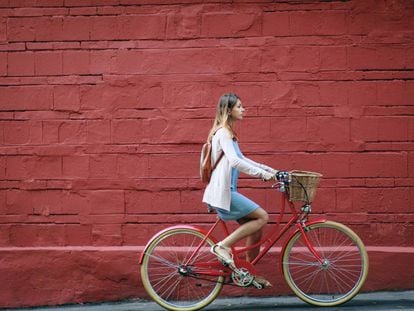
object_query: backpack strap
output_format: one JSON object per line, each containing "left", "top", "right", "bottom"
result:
{"left": 208, "top": 126, "right": 222, "bottom": 142}
{"left": 210, "top": 126, "right": 224, "bottom": 171}
{"left": 212, "top": 152, "right": 224, "bottom": 171}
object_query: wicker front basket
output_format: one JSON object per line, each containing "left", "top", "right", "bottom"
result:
{"left": 288, "top": 170, "right": 322, "bottom": 203}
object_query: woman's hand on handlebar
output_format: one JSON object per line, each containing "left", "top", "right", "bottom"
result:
{"left": 263, "top": 168, "right": 289, "bottom": 182}
{"left": 262, "top": 171, "right": 276, "bottom": 181}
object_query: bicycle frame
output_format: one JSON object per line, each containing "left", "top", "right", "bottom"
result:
{"left": 140, "top": 176, "right": 369, "bottom": 310}
{"left": 140, "top": 183, "right": 327, "bottom": 273}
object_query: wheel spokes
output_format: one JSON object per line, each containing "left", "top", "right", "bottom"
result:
{"left": 142, "top": 229, "right": 224, "bottom": 309}
{"left": 284, "top": 223, "right": 367, "bottom": 305}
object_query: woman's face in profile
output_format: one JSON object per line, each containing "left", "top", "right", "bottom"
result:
{"left": 230, "top": 100, "right": 245, "bottom": 121}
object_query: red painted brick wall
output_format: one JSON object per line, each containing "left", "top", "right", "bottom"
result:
{"left": 1, "top": 0, "right": 414, "bottom": 307}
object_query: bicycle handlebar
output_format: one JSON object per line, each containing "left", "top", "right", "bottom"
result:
{"left": 276, "top": 170, "right": 290, "bottom": 182}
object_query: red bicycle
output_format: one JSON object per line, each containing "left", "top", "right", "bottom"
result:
{"left": 140, "top": 171, "right": 369, "bottom": 311}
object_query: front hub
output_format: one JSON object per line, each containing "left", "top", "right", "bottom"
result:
{"left": 321, "top": 259, "right": 331, "bottom": 269}
{"left": 178, "top": 265, "right": 189, "bottom": 276}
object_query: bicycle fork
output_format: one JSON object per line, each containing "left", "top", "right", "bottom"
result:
{"left": 297, "top": 222, "right": 325, "bottom": 265}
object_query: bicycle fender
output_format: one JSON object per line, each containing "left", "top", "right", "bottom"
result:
{"left": 279, "top": 218, "right": 327, "bottom": 271}
{"left": 139, "top": 225, "right": 217, "bottom": 264}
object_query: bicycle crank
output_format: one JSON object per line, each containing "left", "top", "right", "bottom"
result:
{"left": 251, "top": 279, "right": 264, "bottom": 289}
{"left": 231, "top": 260, "right": 258, "bottom": 288}
{"left": 231, "top": 267, "right": 254, "bottom": 287}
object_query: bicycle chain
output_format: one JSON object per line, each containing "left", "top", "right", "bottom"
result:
{"left": 186, "top": 272, "right": 238, "bottom": 287}
{"left": 186, "top": 270, "right": 263, "bottom": 289}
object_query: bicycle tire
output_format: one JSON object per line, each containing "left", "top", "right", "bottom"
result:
{"left": 140, "top": 228, "right": 224, "bottom": 311}
{"left": 282, "top": 220, "right": 369, "bottom": 307}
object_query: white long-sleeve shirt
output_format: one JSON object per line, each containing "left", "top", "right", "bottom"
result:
{"left": 202, "top": 128, "right": 274, "bottom": 211}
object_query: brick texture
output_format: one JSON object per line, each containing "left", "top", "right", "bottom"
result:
{"left": 0, "top": 0, "right": 414, "bottom": 307}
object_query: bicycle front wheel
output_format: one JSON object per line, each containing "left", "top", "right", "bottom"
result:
{"left": 282, "top": 221, "right": 369, "bottom": 307}
{"left": 140, "top": 228, "right": 224, "bottom": 311}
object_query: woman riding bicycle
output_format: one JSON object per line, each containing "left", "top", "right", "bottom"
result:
{"left": 202, "top": 93, "right": 279, "bottom": 287}
{"left": 141, "top": 102, "right": 368, "bottom": 309}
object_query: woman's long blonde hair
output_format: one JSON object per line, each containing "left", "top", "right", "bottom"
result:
{"left": 207, "top": 93, "right": 240, "bottom": 142}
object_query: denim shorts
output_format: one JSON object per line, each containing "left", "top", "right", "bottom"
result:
{"left": 210, "top": 191, "right": 259, "bottom": 221}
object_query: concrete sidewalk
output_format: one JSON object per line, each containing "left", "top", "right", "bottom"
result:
{"left": 6, "top": 290, "right": 414, "bottom": 311}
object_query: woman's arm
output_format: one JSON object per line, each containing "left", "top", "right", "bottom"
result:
{"left": 218, "top": 129, "right": 273, "bottom": 180}
{"left": 242, "top": 156, "right": 278, "bottom": 174}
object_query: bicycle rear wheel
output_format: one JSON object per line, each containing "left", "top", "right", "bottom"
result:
{"left": 140, "top": 228, "right": 224, "bottom": 311}
{"left": 282, "top": 220, "right": 369, "bottom": 307}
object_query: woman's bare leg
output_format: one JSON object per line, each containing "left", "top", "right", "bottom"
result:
{"left": 220, "top": 207, "right": 268, "bottom": 249}
{"left": 245, "top": 228, "right": 263, "bottom": 262}
{"left": 237, "top": 218, "right": 263, "bottom": 262}
{"left": 213, "top": 207, "right": 271, "bottom": 287}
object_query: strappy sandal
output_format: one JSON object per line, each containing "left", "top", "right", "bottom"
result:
{"left": 254, "top": 275, "right": 273, "bottom": 288}
{"left": 210, "top": 242, "right": 235, "bottom": 269}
